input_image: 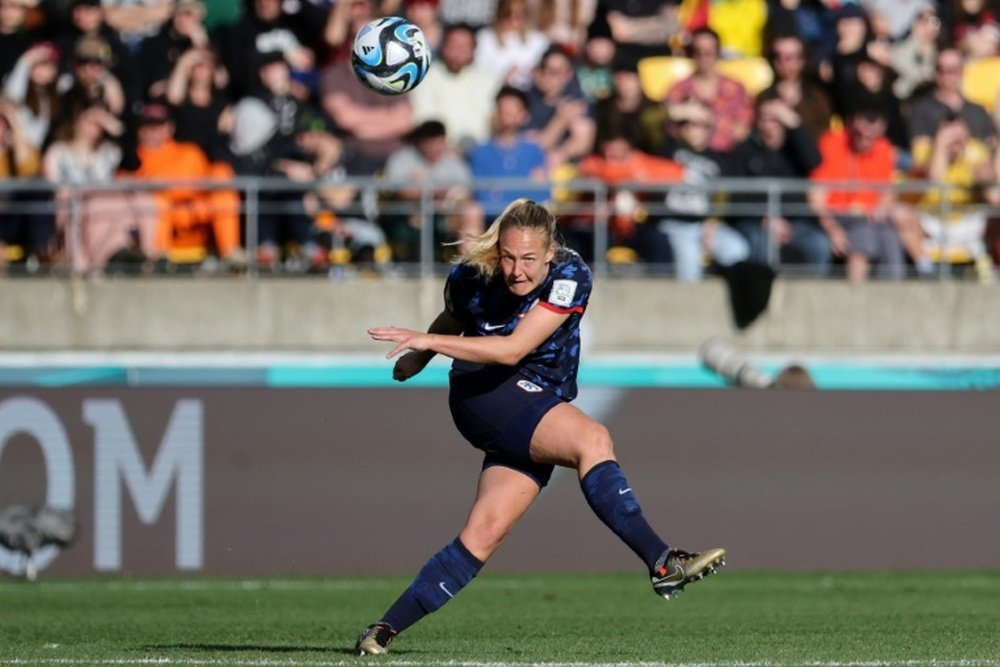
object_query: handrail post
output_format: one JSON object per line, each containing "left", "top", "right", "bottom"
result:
{"left": 593, "top": 180, "right": 609, "bottom": 279}
{"left": 765, "top": 180, "right": 781, "bottom": 267}
{"left": 419, "top": 183, "right": 433, "bottom": 278}
{"left": 68, "top": 186, "right": 83, "bottom": 279}
{"left": 245, "top": 180, "right": 259, "bottom": 279}
{"left": 938, "top": 183, "right": 952, "bottom": 281}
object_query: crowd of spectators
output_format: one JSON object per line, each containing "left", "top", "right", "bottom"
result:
{"left": 0, "top": 0, "right": 998, "bottom": 282}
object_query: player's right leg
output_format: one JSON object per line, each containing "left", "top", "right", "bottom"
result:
{"left": 529, "top": 402, "right": 726, "bottom": 600}
{"left": 355, "top": 466, "right": 539, "bottom": 655}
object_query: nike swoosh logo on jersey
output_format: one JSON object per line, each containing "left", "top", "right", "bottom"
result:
{"left": 482, "top": 323, "right": 505, "bottom": 331}
{"left": 618, "top": 487, "right": 632, "bottom": 495}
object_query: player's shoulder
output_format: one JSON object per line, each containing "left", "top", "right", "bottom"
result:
{"left": 447, "top": 261, "right": 480, "bottom": 284}
{"left": 552, "top": 247, "right": 592, "bottom": 282}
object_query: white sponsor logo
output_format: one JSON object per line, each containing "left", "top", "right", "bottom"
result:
{"left": 439, "top": 581, "right": 455, "bottom": 598}
{"left": 550, "top": 279, "right": 577, "bottom": 308}
{"left": 0, "top": 397, "right": 204, "bottom": 577}
{"left": 516, "top": 379, "right": 543, "bottom": 393}
{"left": 618, "top": 487, "right": 632, "bottom": 495}
{"left": 482, "top": 322, "right": 506, "bottom": 331}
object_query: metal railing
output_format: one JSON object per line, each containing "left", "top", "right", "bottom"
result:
{"left": 0, "top": 176, "right": 996, "bottom": 280}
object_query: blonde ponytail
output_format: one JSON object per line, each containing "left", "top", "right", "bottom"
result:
{"left": 455, "top": 199, "right": 559, "bottom": 279}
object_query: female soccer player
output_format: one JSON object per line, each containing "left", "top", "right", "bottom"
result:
{"left": 359, "top": 198, "right": 725, "bottom": 655}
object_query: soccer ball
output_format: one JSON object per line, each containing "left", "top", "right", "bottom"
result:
{"left": 351, "top": 17, "right": 431, "bottom": 95}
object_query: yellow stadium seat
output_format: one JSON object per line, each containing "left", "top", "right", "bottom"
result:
{"left": 638, "top": 56, "right": 694, "bottom": 101}
{"left": 329, "top": 247, "right": 352, "bottom": 265}
{"left": 638, "top": 56, "right": 774, "bottom": 101}
{"left": 550, "top": 163, "right": 579, "bottom": 204}
{"left": 167, "top": 247, "right": 209, "bottom": 264}
{"left": 717, "top": 56, "right": 774, "bottom": 96}
{"left": 373, "top": 243, "right": 392, "bottom": 264}
{"left": 3, "top": 244, "right": 25, "bottom": 262}
{"left": 925, "top": 246, "right": 974, "bottom": 265}
{"left": 606, "top": 246, "right": 639, "bottom": 264}
{"left": 961, "top": 56, "right": 1000, "bottom": 113}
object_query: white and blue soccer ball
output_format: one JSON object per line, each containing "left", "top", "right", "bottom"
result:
{"left": 352, "top": 17, "right": 431, "bottom": 96}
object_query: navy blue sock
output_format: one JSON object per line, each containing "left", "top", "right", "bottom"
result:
{"left": 380, "top": 537, "right": 484, "bottom": 633}
{"left": 580, "top": 460, "right": 669, "bottom": 572}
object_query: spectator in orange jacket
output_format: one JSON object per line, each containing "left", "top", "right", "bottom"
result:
{"left": 131, "top": 102, "right": 243, "bottom": 266}
{"left": 809, "top": 103, "right": 907, "bottom": 282}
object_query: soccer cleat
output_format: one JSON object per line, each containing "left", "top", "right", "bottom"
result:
{"left": 355, "top": 622, "right": 397, "bottom": 655}
{"left": 651, "top": 547, "right": 727, "bottom": 600}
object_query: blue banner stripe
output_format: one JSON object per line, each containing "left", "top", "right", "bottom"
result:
{"left": 1, "top": 363, "right": 998, "bottom": 390}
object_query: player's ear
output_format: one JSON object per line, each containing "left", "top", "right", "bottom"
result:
{"left": 545, "top": 242, "right": 556, "bottom": 263}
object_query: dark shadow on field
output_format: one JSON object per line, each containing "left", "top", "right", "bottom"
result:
{"left": 143, "top": 643, "right": 413, "bottom": 655}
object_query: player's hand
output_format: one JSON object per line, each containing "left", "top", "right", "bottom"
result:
{"left": 392, "top": 350, "right": 431, "bottom": 382}
{"left": 367, "top": 326, "right": 431, "bottom": 359}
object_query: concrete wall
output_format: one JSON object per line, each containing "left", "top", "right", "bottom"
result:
{"left": 2, "top": 278, "right": 999, "bottom": 352}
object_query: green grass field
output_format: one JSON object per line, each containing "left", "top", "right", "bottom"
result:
{"left": 2, "top": 571, "right": 999, "bottom": 666}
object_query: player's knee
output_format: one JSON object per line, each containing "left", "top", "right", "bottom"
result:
{"left": 462, "top": 517, "right": 513, "bottom": 557}
{"left": 581, "top": 422, "right": 615, "bottom": 462}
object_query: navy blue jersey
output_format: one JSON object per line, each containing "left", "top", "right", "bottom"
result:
{"left": 444, "top": 248, "right": 592, "bottom": 400}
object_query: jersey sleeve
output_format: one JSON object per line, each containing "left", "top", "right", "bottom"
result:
{"left": 444, "top": 264, "right": 473, "bottom": 322}
{"left": 539, "top": 253, "right": 591, "bottom": 315}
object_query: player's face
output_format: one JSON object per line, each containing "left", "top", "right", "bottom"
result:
{"left": 499, "top": 227, "right": 555, "bottom": 297}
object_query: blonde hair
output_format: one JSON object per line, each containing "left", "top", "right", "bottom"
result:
{"left": 456, "top": 198, "right": 559, "bottom": 279}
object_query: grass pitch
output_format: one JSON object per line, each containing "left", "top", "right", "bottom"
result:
{"left": 1, "top": 571, "right": 998, "bottom": 666}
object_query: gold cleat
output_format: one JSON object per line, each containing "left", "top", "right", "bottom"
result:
{"left": 651, "top": 547, "right": 727, "bottom": 600}
{"left": 355, "top": 622, "right": 397, "bottom": 655}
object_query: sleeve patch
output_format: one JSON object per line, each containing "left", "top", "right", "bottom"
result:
{"left": 549, "top": 279, "right": 577, "bottom": 308}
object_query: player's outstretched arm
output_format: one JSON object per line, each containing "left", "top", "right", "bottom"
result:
{"left": 369, "top": 306, "right": 568, "bottom": 368}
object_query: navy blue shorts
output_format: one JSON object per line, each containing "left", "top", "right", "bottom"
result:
{"left": 448, "top": 363, "right": 561, "bottom": 488}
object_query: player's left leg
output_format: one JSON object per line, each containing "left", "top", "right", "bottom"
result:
{"left": 356, "top": 466, "right": 539, "bottom": 655}
{"left": 530, "top": 402, "right": 725, "bottom": 600}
